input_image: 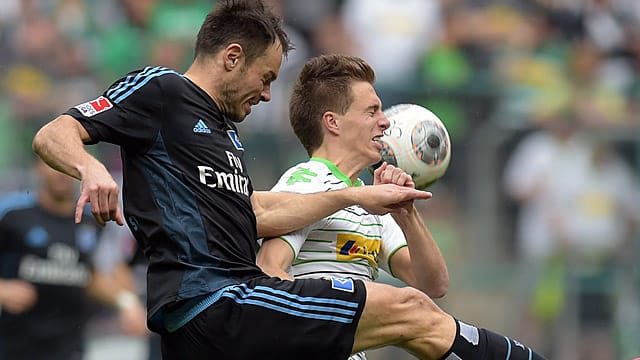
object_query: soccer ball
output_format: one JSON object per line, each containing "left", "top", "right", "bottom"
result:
{"left": 373, "top": 104, "right": 451, "bottom": 189}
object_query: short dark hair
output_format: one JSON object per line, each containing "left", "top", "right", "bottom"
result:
{"left": 195, "top": 0, "right": 293, "bottom": 64}
{"left": 289, "top": 54, "right": 376, "bottom": 155}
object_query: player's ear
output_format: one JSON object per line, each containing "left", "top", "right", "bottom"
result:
{"left": 224, "top": 43, "right": 243, "bottom": 71}
{"left": 323, "top": 111, "right": 340, "bottom": 135}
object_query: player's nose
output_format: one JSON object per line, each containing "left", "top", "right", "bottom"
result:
{"left": 379, "top": 114, "right": 390, "bottom": 131}
{"left": 260, "top": 85, "right": 272, "bottom": 102}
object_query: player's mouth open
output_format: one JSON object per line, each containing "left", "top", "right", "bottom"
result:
{"left": 372, "top": 136, "right": 383, "bottom": 149}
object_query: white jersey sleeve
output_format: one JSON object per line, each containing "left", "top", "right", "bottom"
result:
{"left": 378, "top": 214, "right": 407, "bottom": 275}
{"left": 270, "top": 161, "right": 331, "bottom": 258}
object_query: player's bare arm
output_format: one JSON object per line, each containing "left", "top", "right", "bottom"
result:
{"left": 32, "top": 115, "right": 123, "bottom": 226}
{"left": 374, "top": 163, "right": 449, "bottom": 298}
{"left": 256, "top": 238, "right": 295, "bottom": 281}
{"left": 0, "top": 279, "right": 37, "bottom": 314}
{"left": 252, "top": 185, "right": 431, "bottom": 238}
{"left": 87, "top": 266, "right": 148, "bottom": 336}
{"left": 389, "top": 209, "right": 449, "bottom": 298}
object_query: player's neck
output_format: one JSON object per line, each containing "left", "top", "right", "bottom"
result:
{"left": 311, "top": 149, "right": 363, "bottom": 186}
{"left": 183, "top": 60, "right": 225, "bottom": 111}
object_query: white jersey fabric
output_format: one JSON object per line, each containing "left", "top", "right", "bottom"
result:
{"left": 270, "top": 158, "right": 408, "bottom": 282}
{"left": 270, "top": 158, "right": 409, "bottom": 360}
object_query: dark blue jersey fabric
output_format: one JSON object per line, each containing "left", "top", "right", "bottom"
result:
{"left": 65, "top": 66, "right": 261, "bottom": 330}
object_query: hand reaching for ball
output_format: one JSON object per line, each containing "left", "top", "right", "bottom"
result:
{"left": 373, "top": 162, "right": 415, "bottom": 188}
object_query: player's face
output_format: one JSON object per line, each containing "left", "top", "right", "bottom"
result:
{"left": 222, "top": 43, "right": 282, "bottom": 122}
{"left": 36, "top": 159, "right": 76, "bottom": 202}
{"left": 340, "top": 81, "right": 389, "bottom": 168}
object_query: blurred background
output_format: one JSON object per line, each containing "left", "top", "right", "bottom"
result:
{"left": 1, "top": 0, "right": 639, "bottom": 359}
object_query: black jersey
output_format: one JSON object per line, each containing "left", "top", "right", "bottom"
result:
{"left": 65, "top": 66, "right": 260, "bottom": 329}
{"left": 0, "top": 192, "right": 101, "bottom": 360}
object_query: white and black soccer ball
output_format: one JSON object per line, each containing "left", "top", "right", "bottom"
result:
{"left": 374, "top": 104, "right": 451, "bottom": 189}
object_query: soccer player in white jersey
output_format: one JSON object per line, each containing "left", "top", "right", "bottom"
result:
{"left": 257, "top": 54, "right": 449, "bottom": 360}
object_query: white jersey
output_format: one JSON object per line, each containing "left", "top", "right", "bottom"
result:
{"left": 270, "top": 158, "right": 407, "bottom": 282}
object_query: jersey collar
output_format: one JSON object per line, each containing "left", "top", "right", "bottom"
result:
{"left": 310, "top": 157, "right": 363, "bottom": 187}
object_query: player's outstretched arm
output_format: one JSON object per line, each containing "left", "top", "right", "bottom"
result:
{"left": 252, "top": 185, "right": 431, "bottom": 238}
{"left": 374, "top": 163, "right": 449, "bottom": 298}
{"left": 32, "top": 115, "right": 123, "bottom": 226}
{"left": 373, "top": 162, "right": 449, "bottom": 298}
{"left": 389, "top": 209, "right": 449, "bottom": 298}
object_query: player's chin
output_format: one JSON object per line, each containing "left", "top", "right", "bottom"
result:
{"left": 370, "top": 141, "right": 383, "bottom": 155}
{"left": 366, "top": 151, "right": 382, "bottom": 167}
{"left": 228, "top": 110, "right": 248, "bottom": 122}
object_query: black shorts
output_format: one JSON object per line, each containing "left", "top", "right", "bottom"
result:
{"left": 160, "top": 276, "right": 367, "bottom": 360}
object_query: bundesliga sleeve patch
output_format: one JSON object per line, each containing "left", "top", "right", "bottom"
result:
{"left": 74, "top": 96, "right": 113, "bottom": 117}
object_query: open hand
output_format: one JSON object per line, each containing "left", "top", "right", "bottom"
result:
{"left": 76, "top": 163, "right": 124, "bottom": 226}
{"left": 355, "top": 183, "right": 431, "bottom": 215}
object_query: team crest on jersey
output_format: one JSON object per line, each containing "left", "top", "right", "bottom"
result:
{"left": 74, "top": 96, "right": 113, "bottom": 117}
{"left": 226, "top": 130, "right": 244, "bottom": 150}
{"left": 329, "top": 277, "right": 354, "bottom": 293}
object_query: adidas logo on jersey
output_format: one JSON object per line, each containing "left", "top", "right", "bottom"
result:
{"left": 193, "top": 119, "right": 211, "bottom": 134}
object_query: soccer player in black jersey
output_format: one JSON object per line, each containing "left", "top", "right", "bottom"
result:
{"left": 0, "top": 158, "right": 148, "bottom": 360}
{"left": 32, "top": 1, "right": 546, "bottom": 359}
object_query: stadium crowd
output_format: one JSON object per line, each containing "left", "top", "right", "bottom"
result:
{"left": 1, "top": 1, "right": 639, "bottom": 359}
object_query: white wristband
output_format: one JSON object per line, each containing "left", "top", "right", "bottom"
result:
{"left": 115, "top": 291, "right": 139, "bottom": 310}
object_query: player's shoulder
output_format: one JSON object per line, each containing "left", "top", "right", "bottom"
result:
{"left": 0, "top": 192, "right": 36, "bottom": 221}
{"left": 272, "top": 160, "right": 330, "bottom": 193}
{"left": 104, "top": 66, "right": 184, "bottom": 102}
{"left": 124, "top": 66, "right": 181, "bottom": 80}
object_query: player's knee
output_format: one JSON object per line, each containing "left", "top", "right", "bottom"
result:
{"left": 396, "top": 286, "right": 446, "bottom": 321}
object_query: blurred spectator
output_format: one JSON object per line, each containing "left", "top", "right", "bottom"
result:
{"left": 0, "top": 1, "right": 639, "bottom": 358}
{"left": 0, "top": 157, "right": 147, "bottom": 360}
{"left": 340, "top": 0, "right": 443, "bottom": 105}
{"left": 570, "top": 40, "right": 630, "bottom": 126}
{"left": 502, "top": 104, "right": 640, "bottom": 359}
{"left": 92, "top": 0, "right": 159, "bottom": 83}
{"left": 492, "top": 3, "right": 574, "bottom": 128}
{"left": 92, "top": 218, "right": 162, "bottom": 360}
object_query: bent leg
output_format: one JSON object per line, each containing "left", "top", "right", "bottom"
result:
{"left": 353, "top": 282, "right": 455, "bottom": 359}
{"left": 353, "top": 282, "right": 548, "bottom": 360}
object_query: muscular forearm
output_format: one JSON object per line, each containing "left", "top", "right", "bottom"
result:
{"left": 253, "top": 189, "right": 357, "bottom": 238}
{"left": 392, "top": 208, "right": 449, "bottom": 298}
{"left": 256, "top": 238, "right": 296, "bottom": 281}
{"left": 253, "top": 185, "right": 431, "bottom": 238}
{"left": 34, "top": 115, "right": 124, "bottom": 225}
{"left": 260, "top": 265, "right": 294, "bottom": 281}
{"left": 32, "top": 115, "right": 103, "bottom": 180}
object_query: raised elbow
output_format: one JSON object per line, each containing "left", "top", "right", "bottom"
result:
{"left": 425, "top": 272, "right": 449, "bottom": 299}
{"left": 427, "top": 281, "right": 448, "bottom": 299}
{"left": 32, "top": 128, "right": 46, "bottom": 157}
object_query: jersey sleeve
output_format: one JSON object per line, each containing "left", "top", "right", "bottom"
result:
{"left": 270, "top": 162, "right": 324, "bottom": 258}
{"left": 64, "top": 67, "right": 176, "bottom": 150}
{"left": 377, "top": 214, "right": 407, "bottom": 275}
{"left": 278, "top": 225, "right": 314, "bottom": 259}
